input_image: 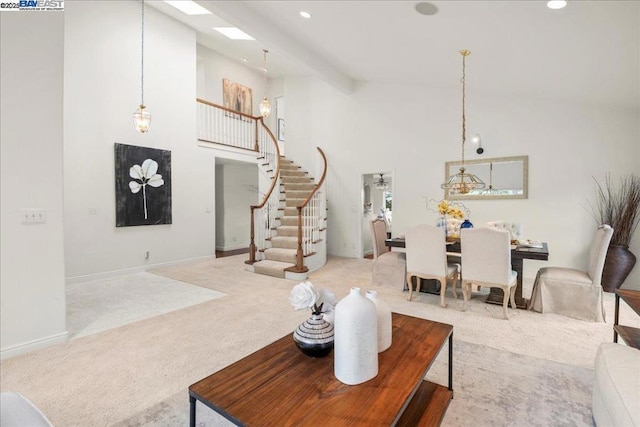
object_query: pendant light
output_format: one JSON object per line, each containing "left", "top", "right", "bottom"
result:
{"left": 133, "top": 0, "right": 151, "bottom": 133}
{"left": 375, "top": 173, "right": 390, "bottom": 191}
{"left": 259, "top": 49, "right": 271, "bottom": 118}
{"left": 441, "top": 50, "right": 485, "bottom": 194}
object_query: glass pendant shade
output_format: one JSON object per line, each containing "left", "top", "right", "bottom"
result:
{"left": 133, "top": 104, "right": 151, "bottom": 133}
{"left": 441, "top": 167, "right": 485, "bottom": 195}
{"left": 259, "top": 97, "right": 271, "bottom": 118}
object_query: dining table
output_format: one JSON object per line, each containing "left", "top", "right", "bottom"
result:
{"left": 385, "top": 237, "right": 549, "bottom": 309}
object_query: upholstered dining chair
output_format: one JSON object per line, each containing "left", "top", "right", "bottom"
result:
{"left": 405, "top": 224, "right": 460, "bottom": 306}
{"left": 370, "top": 218, "right": 406, "bottom": 289}
{"left": 528, "top": 224, "right": 613, "bottom": 322}
{"left": 461, "top": 227, "right": 517, "bottom": 319}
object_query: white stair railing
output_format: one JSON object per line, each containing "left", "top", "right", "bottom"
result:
{"left": 293, "top": 147, "right": 327, "bottom": 272}
{"left": 196, "top": 98, "right": 258, "bottom": 151}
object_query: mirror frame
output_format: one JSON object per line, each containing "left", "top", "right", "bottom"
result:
{"left": 444, "top": 155, "right": 529, "bottom": 200}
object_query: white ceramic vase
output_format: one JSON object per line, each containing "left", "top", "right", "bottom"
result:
{"left": 334, "top": 287, "right": 378, "bottom": 385}
{"left": 366, "top": 290, "right": 392, "bottom": 352}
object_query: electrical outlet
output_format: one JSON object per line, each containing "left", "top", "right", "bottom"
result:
{"left": 88, "top": 207, "right": 97, "bottom": 215}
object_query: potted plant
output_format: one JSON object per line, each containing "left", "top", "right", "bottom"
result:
{"left": 590, "top": 174, "right": 640, "bottom": 292}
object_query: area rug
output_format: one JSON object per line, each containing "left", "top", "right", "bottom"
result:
{"left": 66, "top": 271, "right": 226, "bottom": 338}
{"left": 114, "top": 339, "right": 594, "bottom": 427}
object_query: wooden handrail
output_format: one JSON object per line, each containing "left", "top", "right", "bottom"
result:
{"left": 298, "top": 147, "right": 327, "bottom": 209}
{"left": 250, "top": 118, "right": 281, "bottom": 211}
{"left": 292, "top": 147, "right": 327, "bottom": 272}
{"left": 247, "top": 117, "right": 281, "bottom": 264}
{"left": 196, "top": 98, "right": 259, "bottom": 121}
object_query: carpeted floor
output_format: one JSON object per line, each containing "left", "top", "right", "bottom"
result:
{"left": 1, "top": 255, "right": 638, "bottom": 426}
{"left": 66, "top": 272, "right": 226, "bottom": 338}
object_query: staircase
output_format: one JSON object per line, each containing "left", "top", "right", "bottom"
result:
{"left": 252, "top": 158, "right": 318, "bottom": 278}
{"left": 194, "top": 98, "right": 327, "bottom": 280}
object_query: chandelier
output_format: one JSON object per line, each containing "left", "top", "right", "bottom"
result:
{"left": 375, "top": 173, "right": 390, "bottom": 190}
{"left": 441, "top": 50, "right": 485, "bottom": 194}
{"left": 133, "top": 0, "right": 151, "bottom": 133}
{"left": 259, "top": 49, "right": 271, "bottom": 118}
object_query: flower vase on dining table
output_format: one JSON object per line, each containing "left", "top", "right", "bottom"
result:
{"left": 461, "top": 219, "right": 473, "bottom": 229}
{"left": 436, "top": 216, "right": 447, "bottom": 238}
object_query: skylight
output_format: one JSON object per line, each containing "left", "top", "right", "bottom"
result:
{"left": 164, "top": 1, "right": 211, "bottom": 15}
{"left": 213, "top": 27, "right": 255, "bottom": 40}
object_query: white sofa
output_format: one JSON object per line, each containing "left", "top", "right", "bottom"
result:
{"left": 0, "top": 392, "right": 53, "bottom": 426}
{"left": 593, "top": 343, "right": 640, "bottom": 426}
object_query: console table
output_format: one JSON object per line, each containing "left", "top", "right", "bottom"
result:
{"left": 614, "top": 288, "right": 640, "bottom": 349}
{"left": 189, "top": 313, "right": 453, "bottom": 426}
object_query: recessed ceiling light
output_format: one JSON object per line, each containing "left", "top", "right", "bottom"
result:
{"left": 415, "top": 2, "right": 438, "bottom": 16}
{"left": 164, "top": 1, "right": 211, "bottom": 15}
{"left": 242, "top": 57, "right": 248, "bottom": 62}
{"left": 299, "top": 11, "right": 312, "bottom": 19}
{"left": 547, "top": 0, "right": 567, "bottom": 9}
{"left": 212, "top": 27, "right": 255, "bottom": 41}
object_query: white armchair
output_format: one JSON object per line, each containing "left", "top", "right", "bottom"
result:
{"left": 405, "top": 224, "right": 460, "bottom": 306}
{"left": 528, "top": 225, "right": 613, "bottom": 322}
{"left": 461, "top": 227, "right": 517, "bottom": 319}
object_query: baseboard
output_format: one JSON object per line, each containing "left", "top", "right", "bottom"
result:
{"left": 215, "top": 243, "right": 250, "bottom": 251}
{"left": 65, "top": 255, "right": 215, "bottom": 284}
{"left": 1, "top": 331, "right": 69, "bottom": 360}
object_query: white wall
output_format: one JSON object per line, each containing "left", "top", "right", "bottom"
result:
{"left": 196, "top": 44, "right": 279, "bottom": 131}
{"left": 215, "top": 163, "right": 258, "bottom": 251}
{"left": 285, "top": 77, "right": 640, "bottom": 287}
{"left": 1, "top": 12, "right": 67, "bottom": 356}
{"left": 63, "top": 2, "right": 215, "bottom": 279}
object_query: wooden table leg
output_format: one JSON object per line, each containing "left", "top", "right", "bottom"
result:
{"left": 486, "top": 257, "right": 527, "bottom": 309}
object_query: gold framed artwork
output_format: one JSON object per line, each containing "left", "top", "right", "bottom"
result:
{"left": 222, "top": 78, "right": 253, "bottom": 116}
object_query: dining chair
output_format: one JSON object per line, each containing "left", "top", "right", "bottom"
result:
{"left": 461, "top": 227, "right": 517, "bottom": 319}
{"left": 370, "top": 218, "right": 406, "bottom": 289}
{"left": 405, "top": 224, "right": 460, "bottom": 306}
{"left": 528, "top": 224, "right": 613, "bottom": 322}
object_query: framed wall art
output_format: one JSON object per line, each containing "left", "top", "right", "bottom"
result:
{"left": 277, "top": 118, "right": 285, "bottom": 142}
{"left": 114, "top": 143, "right": 172, "bottom": 227}
{"left": 222, "top": 78, "right": 253, "bottom": 116}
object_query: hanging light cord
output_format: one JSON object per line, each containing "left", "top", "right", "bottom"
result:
{"left": 460, "top": 50, "right": 467, "bottom": 169}
{"left": 263, "top": 49, "right": 268, "bottom": 98}
{"left": 140, "top": 0, "right": 145, "bottom": 107}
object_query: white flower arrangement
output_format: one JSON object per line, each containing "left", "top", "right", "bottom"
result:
{"left": 289, "top": 281, "right": 336, "bottom": 315}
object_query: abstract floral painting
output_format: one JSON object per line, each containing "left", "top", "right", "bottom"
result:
{"left": 114, "top": 143, "right": 172, "bottom": 227}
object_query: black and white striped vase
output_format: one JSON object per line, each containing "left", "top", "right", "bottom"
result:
{"left": 292, "top": 313, "right": 334, "bottom": 358}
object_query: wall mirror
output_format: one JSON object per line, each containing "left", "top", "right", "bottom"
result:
{"left": 444, "top": 155, "right": 528, "bottom": 200}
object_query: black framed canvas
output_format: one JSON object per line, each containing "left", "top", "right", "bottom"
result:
{"left": 114, "top": 143, "right": 172, "bottom": 227}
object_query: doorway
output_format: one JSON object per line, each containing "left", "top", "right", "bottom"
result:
{"left": 361, "top": 172, "right": 393, "bottom": 258}
{"left": 215, "top": 157, "right": 258, "bottom": 257}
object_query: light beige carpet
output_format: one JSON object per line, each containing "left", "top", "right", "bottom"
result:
{"left": 1, "top": 255, "right": 638, "bottom": 426}
{"left": 66, "top": 272, "right": 226, "bottom": 338}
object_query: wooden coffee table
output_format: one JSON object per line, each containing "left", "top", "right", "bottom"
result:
{"left": 189, "top": 313, "right": 453, "bottom": 426}
{"left": 614, "top": 288, "right": 640, "bottom": 349}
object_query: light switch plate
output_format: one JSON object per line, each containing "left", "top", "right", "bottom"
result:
{"left": 20, "top": 208, "right": 46, "bottom": 224}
